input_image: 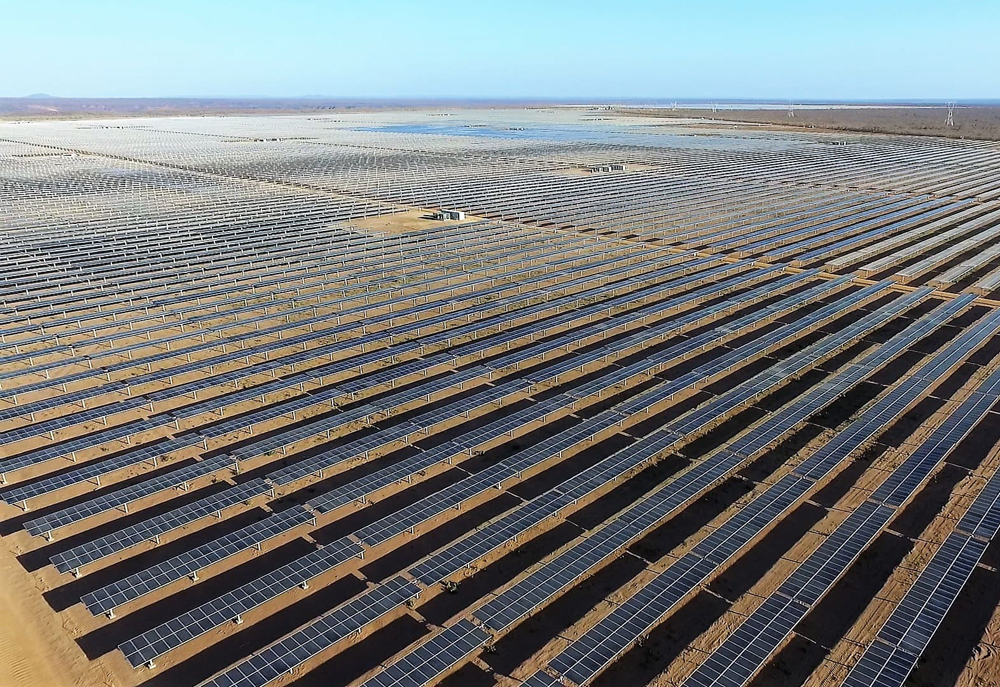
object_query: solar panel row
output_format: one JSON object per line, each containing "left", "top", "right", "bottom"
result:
{"left": 675, "top": 329, "right": 1000, "bottom": 687}
{"left": 265, "top": 419, "right": 419, "bottom": 486}
{"left": 408, "top": 428, "right": 678, "bottom": 585}
{"left": 843, "top": 534, "right": 985, "bottom": 687}
{"left": 52, "top": 478, "right": 270, "bottom": 574}
{"left": 213, "top": 275, "right": 928, "bottom": 687}
{"left": 119, "top": 536, "right": 365, "bottom": 667}
{"left": 39, "top": 256, "right": 740, "bottom": 508}
{"left": 230, "top": 405, "right": 379, "bottom": 461}
{"left": 684, "top": 502, "right": 891, "bottom": 686}
{"left": 81, "top": 506, "right": 315, "bottom": 616}
{"left": 158, "top": 351, "right": 748, "bottom": 683}
{"left": 0, "top": 395, "right": 150, "bottom": 446}
{"left": 669, "top": 286, "right": 934, "bottom": 434}
{"left": 1, "top": 432, "right": 205, "bottom": 506}
{"left": 7, "top": 138, "right": 995, "bottom": 687}
{"left": 540, "top": 297, "right": 1000, "bottom": 686}
{"left": 197, "top": 575, "right": 421, "bottom": 685}
{"left": 841, "top": 431, "right": 1000, "bottom": 686}
{"left": 566, "top": 275, "right": 857, "bottom": 402}
{"left": 202, "top": 272, "right": 940, "bottom": 687}
{"left": 794, "top": 306, "right": 1000, "bottom": 482}
{"left": 2, "top": 231, "right": 556, "bottom": 387}
{"left": 0, "top": 227, "right": 596, "bottom": 421}
{"left": 358, "top": 619, "right": 490, "bottom": 687}
{"left": 1, "top": 213, "right": 405, "bottom": 324}
{"left": 450, "top": 260, "right": 773, "bottom": 370}
{"left": 23, "top": 451, "right": 237, "bottom": 536}
{"left": 419, "top": 253, "right": 712, "bottom": 350}
{"left": 0, "top": 250, "right": 734, "bottom": 484}
{"left": 305, "top": 381, "right": 535, "bottom": 514}
{"left": 0, "top": 418, "right": 157, "bottom": 478}
{"left": 354, "top": 408, "right": 628, "bottom": 547}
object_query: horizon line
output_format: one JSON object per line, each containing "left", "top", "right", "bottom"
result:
{"left": 5, "top": 95, "right": 1000, "bottom": 104}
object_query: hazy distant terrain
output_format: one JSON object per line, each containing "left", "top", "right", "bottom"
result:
{"left": 0, "top": 97, "right": 565, "bottom": 120}
{"left": 5, "top": 98, "right": 1000, "bottom": 142}
{"left": 626, "top": 105, "right": 1000, "bottom": 141}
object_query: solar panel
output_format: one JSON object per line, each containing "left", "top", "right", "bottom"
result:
{"left": 0, "top": 418, "right": 156, "bottom": 478}
{"left": 426, "top": 306, "right": 966, "bottom": 679}
{"left": 197, "top": 386, "right": 345, "bottom": 439}
{"left": 51, "top": 479, "right": 269, "bottom": 574}
{"left": 696, "top": 475, "right": 811, "bottom": 563}
{"left": 870, "top": 390, "right": 996, "bottom": 507}
{"left": 452, "top": 396, "right": 571, "bottom": 451}
{"left": 792, "top": 200, "right": 967, "bottom": 265}
{"left": 572, "top": 278, "right": 883, "bottom": 404}
{"left": 681, "top": 340, "right": 1000, "bottom": 687}
{"left": 779, "top": 501, "right": 893, "bottom": 606}
{"left": 686, "top": 594, "right": 805, "bottom": 687}
{"left": 337, "top": 354, "right": 448, "bottom": 394}
{"left": 0, "top": 383, "right": 126, "bottom": 422}
{"left": 360, "top": 619, "right": 490, "bottom": 687}
{"left": 957, "top": 471, "right": 1000, "bottom": 539}
{"left": 296, "top": 377, "right": 531, "bottom": 511}
{"left": 119, "top": 536, "right": 364, "bottom": 668}
{"left": 473, "top": 396, "right": 836, "bottom": 636}
{"left": 794, "top": 309, "right": 1000, "bottom": 483}
{"left": 409, "top": 490, "right": 567, "bottom": 584}
{"left": 457, "top": 262, "right": 780, "bottom": 376}
{"left": 0, "top": 396, "right": 150, "bottom": 446}
{"left": 81, "top": 506, "right": 315, "bottom": 616}
{"left": 230, "top": 405, "right": 378, "bottom": 461}
{"left": 685, "top": 505, "right": 888, "bottom": 685}
{"left": 841, "top": 639, "right": 915, "bottom": 687}
{"left": 10, "top": 121, "right": 999, "bottom": 687}
{"left": 518, "top": 674, "right": 564, "bottom": 687}
{"left": 409, "top": 428, "right": 679, "bottom": 585}
{"left": 353, "top": 410, "right": 626, "bottom": 547}
{"left": 548, "top": 554, "right": 715, "bottom": 685}
{"left": 540, "top": 470, "right": 809, "bottom": 684}
{"left": 842, "top": 533, "right": 986, "bottom": 687}
{"left": 266, "top": 420, "right": 418, "bottom": 485}
{"left": 307, "top": 440, "right": 462, "bottom": 514}
{"left": 0, "top": 370, "right": 118, "bottom": 408}
{"left": 23, "top": 452, "right": 236, "bottom": 536}
{"left": 879, "top": 533, "right": 984, "bottom": 654}
{"left": 197, "top": 575, "right": 420, "bottom": 685}
{"left": 0, "top": 433, "right": 204, "bottom": 505}
{"left": 842, "top": 443, "right": 1000, "bottom": 687}
{"left": 370, "top": 365, "right": 488, "bottom": 411}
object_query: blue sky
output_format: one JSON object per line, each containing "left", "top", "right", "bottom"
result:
{"left": 2, "top": 0, "right": 997, "bottom": 100}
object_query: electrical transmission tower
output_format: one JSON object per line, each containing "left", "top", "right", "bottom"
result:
{"left": 946, "top": 102, "right": 956, "bottom": 127}
{"left": 787, "top": 101, "right": 795, "bottom": 118}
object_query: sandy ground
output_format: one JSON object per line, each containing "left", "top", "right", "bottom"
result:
{"left": 346, "top": 209, "right": 484, "bottom": 234}
{"left": 0, "top": 538, "right": 116, "bottom": 687}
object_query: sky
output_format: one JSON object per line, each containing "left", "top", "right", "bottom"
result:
{"left": 2, "top": 0, "right": 997, "bottom": 100}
